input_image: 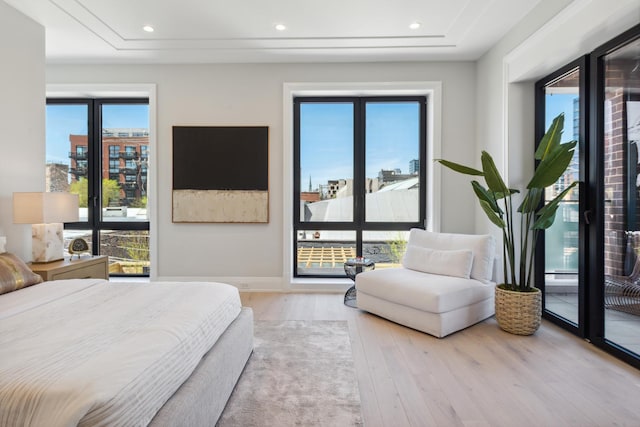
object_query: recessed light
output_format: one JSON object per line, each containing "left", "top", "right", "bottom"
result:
{"left": 143, "top": 25, "right": 154, "bottom": 33}
{"left": 275, "top": 24, "right": 286, "bottom": 31}
{"left": 409, "top": 22, "right": 421, "bottom": 30}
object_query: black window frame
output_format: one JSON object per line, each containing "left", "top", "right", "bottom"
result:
{"left": 534, "top": 56, "right": 589, "bottom": 338}
{"left": 534, "top": 23, "right": 640, "bottom": 370}
{"left": 293, "top": 95, "right": 427, "bottom": 278}
{"left": 47, "top": 97, "right": 150, "bottom": 277}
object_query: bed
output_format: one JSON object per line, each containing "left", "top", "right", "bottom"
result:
{"left": 0, "top": 253, "right": 253, "bottom": 427}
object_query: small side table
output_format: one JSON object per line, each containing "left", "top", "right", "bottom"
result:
{"left": 344, "top": 257, "right": 375, "bottom": 308}
{"left": 29, "top": 255, "right": 109, "bottom": 281}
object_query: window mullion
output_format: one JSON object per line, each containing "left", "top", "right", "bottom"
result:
{"left": 354, "top": 99, "right": 365, "bottom": 255}
{"left": 87, "top": 99, "right": 99, "bottom": 253}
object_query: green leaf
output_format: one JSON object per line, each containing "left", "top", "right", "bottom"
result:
{"left": 535, "top": 113, "right": 564, "bottom": 161}
{"left": 533, "top": 181, "right": 579, "bottom": 229}
{"left": 479, "top": 199, "right": 506, "bottom": 228}
{"left": 471, "top": 180, "right": 501, "bottom": 213}
{"left": 533, "top": 204, "right": 561, "bottom": 229}
{"left": 481, "top": 151, "right": 509, "bottom": 194}
{"left": 527, "top": 141, "right": 577, "bottom": 189}
{"left": 518, "top": 187, "right": 543, "bottom": 213}
{"left": 435, "top": 159, "right": 483, "bottom": 176}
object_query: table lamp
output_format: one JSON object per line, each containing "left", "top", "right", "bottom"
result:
{"left": 13, "top": 192, "right": 79, "bottom": 263}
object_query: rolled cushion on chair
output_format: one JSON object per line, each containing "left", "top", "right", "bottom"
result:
{"left": 407, "top": 229, "right": 495, "bottom": 283}
{"left": 402, "top": 245, "right": 474, "bottom": 279}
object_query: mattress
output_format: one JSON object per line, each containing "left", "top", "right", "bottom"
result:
{"left": 0, "top": 278, "right": 242, "bottom": 427}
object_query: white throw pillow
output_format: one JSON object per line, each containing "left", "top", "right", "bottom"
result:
{"left": 407, "top": 229, "right": 496, "bottom": 283}
{"left": 402, "top": 245, "right": 474, "bottom": 279}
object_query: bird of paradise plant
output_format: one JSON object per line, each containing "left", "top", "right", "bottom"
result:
{"left": 437, "top": 113, "right": 578, "bottom": 292}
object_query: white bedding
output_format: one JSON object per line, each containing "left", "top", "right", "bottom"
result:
{"left": 0, "top": 279, "right": 242, "bottom": 427}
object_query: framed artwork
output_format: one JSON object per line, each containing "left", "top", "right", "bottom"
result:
{"left": 172, "top": 126, "right": 269, "bottom": 223}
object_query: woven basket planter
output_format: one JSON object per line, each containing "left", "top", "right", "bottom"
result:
{"left": 495, "top": 285, "right": 542, "bottom": 335}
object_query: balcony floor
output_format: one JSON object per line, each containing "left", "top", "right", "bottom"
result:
{"left": 546, "top": 291, "right": 640, "bottom": 355}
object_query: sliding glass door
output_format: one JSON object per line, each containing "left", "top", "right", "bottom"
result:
{"left": 536, "top": 23, "right": 640, "bottom": 368}
{"left": 536, "top": 58, "right": 587, "bottom": 334}
{"left": 293, "top": 96, "right": 426, "bottom": 277}
{"left": 593, "top": 26, "right": 640, "bottom": 361}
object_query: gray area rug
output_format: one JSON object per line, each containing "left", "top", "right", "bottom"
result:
{"left": 216, "top": 320, "right": 364, "bottom": 426}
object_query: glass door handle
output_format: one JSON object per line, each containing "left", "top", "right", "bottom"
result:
{"left": 584, "top": 209, "right": 592, "bottom": 225}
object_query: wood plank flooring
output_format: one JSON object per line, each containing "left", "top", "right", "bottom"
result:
{"left": 239, "top": 292, "right": 640, "bottom": 427}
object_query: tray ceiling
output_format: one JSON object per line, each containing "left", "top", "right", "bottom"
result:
{"left": 4, "top": 0, "right": 542, "bottom": 63}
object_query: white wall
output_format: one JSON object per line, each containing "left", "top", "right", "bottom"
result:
{"left": 476, "top": 0, "right": 640, "bottom": 236}
{"left": 0, "top": 2, "right": 45, "bottom": 261}
{"left": 46, "top": 61, "right": 476, "bottom": 288}
{"left": 475, "top": 0, "right": 640, "bottom": 283}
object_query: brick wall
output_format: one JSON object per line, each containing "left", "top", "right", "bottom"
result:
{"left": 604, "top": 59, "right": 640, "bottom": 275}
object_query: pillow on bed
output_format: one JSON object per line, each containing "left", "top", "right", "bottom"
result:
{"left": 402, "top": 245, "right": 474, "bottom": 279}
{"left": 0, "top": 252, "right": 43, "bottom": 295}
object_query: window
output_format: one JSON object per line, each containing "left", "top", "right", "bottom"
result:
{"left": 293, "top": 96, "right": 426, "bottom": 277}
{"left": 109, "top": 159, "right": 119, "bottom": 173}
{"left": 108, "top": 145, "right": 119, "bottom": 158}
{"left": 46, "top": 99, "right": 150, "bottom": 276}
{"left": 75, "top": 146, "right": 87, "bottom": 159}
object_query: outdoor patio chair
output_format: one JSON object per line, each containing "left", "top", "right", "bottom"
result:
{"left": 605, "top": 255, "right": 640, "bottom": 316}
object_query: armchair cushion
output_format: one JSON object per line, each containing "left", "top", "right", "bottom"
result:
{"left": 356, "top": 268, "right": 493, "bottom": 314}
{"left": 402, "top": 246, "right": 473, "bottom": 279}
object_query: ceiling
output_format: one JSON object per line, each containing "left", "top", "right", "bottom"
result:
{"left": 4, "top": 0, "right": 542, "bottom": 64}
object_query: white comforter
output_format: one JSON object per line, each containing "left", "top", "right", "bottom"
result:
{"left": 0, "top": 279, "right": 242, "bottom": 427}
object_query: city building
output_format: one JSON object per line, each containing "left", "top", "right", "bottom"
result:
{"left": 69, "top": 129, "right": 149, "bottom": 205}
{"left": 326, "top": 179, "right": 349, "bottom": 198}
{"left": 409, "top": 159, "right": 419, "bottom": 175}
{"left": 45, "top": 162, "right": 69, "bottom": 192}
{"left": 377, "top": 169, "right": 414, "bottom": 185}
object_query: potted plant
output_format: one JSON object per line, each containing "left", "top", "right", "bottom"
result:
{"left": 437, "top": 113, "right": 577, "bottom": 335}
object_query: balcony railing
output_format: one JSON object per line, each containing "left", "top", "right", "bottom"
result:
{"left": 70, "top": 167, "right": 87, "bottom": 176}
{"left": 69, "top": 152, "right": 88, "bottom": 160}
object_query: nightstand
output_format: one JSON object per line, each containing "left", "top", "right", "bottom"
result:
{"left": 29, "top": 255, "right": 109, "bottom": 281}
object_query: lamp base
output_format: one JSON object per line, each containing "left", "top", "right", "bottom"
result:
{"left": 31, "top": 223, "right": 64, "bottom": 263}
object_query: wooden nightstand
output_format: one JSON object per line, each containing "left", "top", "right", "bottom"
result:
{"left": 29, "top": 255, "right": 109, "bottom": 281}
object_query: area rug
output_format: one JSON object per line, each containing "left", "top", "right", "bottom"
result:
{"left": 216, "top": 320, "right": 364, "bottom": 426}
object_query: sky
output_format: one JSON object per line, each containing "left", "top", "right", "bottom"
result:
{"left": 544, "top": 92, "right": 578, "bottom": 142}
{"left": 299, "top": 101, "right": 420, "bottom": 190}
{"left": 46, "top": 104, "right": 149, "bottom": 164}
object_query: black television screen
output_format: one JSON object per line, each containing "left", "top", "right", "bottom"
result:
{"left": 173, "top": 126, "right": 268, "bottom": 191}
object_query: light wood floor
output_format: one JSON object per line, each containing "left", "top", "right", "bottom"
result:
{"left": 240, "top": 292, "right": 640, "bottom": 427}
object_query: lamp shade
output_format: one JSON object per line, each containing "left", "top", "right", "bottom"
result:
{"left": 13, "top": 192, "right": 79, "bottom": 224}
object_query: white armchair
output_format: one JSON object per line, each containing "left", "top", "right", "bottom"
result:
{"left": 356, "top": 229, "right": 496, "bottom": 338}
